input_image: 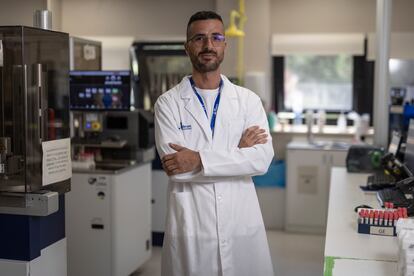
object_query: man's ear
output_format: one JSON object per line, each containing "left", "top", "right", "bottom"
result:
{"left": 184, "top": 42, "right": 189, "bottom": 56}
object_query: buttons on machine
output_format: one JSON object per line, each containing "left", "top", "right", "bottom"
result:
{"left": 97, "top": 191, "right": 106, "bottom": 199}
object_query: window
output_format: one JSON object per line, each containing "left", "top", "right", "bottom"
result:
{"left": 284, "top": 54, "right": 353, "bottom": 112}
{"left": 272, "top": 36, "right": 374, "bottom": 125}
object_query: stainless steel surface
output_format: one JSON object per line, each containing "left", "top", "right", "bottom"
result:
{"left": 33, "top": 10, "right": 52, "bottom": 30}
{"left": 0, "top": 191, "right": 58, "bottom": 216}
{"left": 0, "top": 26, "right": 70, "bottom": 194}
{"left": 0, "top": 40, "right": 3, "bottom": 67}
{"left": 373, "top": 0, "right": 392, "bottom": 147}
{"left": 35, "top": 63, "right": 44, "bottom": 142}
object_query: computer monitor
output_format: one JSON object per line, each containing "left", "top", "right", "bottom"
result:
{"left": 388, "top": 131, "right": 402, "bottom": 156}
{"left": 404, "top": 119, "right": 414, "bottom": 172}
{"left": 70, "top": 71, "right": 131, "bottom": 110}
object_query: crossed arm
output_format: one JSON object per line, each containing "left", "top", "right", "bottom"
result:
{"left": 162, "top": 126, "right": 268, "bottom": 176}
{"left": 154, "top": 93, "right": 273, "bottom": 181}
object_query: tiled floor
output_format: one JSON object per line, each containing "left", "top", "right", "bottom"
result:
{"left": 133, "top": 230, "right": 325, "bottom": 276}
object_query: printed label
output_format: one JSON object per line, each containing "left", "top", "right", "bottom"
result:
{"left": 370, "top": 226, "right": 394, "bottom": 236}
{"left": 42, "top": 138, "right": 72, "bottom": 186}
{"left": 83, "top": 44, "right": 96, "bottom": 60}
{"left": 179, "top": 122, "right": 192, "bottom": 130}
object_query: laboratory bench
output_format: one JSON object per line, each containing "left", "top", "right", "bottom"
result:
{"left": 271, "top": 125, "right": 374, "bottom": 159}
{"left": 324, "top": 167, "right": 398, "bottom": 275}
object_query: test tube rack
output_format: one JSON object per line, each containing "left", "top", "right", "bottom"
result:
{"left": 357, "top": 207, "right": 408, "bottom": 237}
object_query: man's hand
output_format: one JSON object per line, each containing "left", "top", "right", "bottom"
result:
{"left": 162, "top": 143, "right": 202, "bottom": 176}
{"left": 238, "top": 126, "right": 268, "bottom": 148}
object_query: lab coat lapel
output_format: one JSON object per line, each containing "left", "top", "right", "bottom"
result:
{"left": 212, "top": 76, "right": 238, "bottom": 145}
{"left": 180, "top": 77, "right": 213, "bottom": 143}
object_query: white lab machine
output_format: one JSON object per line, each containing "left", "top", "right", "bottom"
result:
{"left": 151, "top": 169, "right": 169, "bottom": 245}
{"left": 65, "top": 162, "right": 152, "bottom": 276}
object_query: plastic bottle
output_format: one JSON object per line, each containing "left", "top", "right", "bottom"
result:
{"left": 337, "top": 112, "right": 347, "bottom": 132}
{"left": 267, "top": 110, "right": 277, "bottom": 131}
{"left": 317, "top": 109, "right": 326, "bottom": 132}
{"left": 293, "top": 111, "right": 302, "bottom": 126}
{"left": 305, "top": 110, "right": 314, "bottom": 143}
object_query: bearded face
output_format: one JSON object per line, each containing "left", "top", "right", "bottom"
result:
{"left": 185, "top": 19, "right": 226, "bottom": 74}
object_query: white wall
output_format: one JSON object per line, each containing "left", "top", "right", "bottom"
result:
{"left": 61, "top": 0, "right": 215, "bottom": 70}
{"left": 270, "top": 0, "right": 414, "bottom": 34}
{"left": 4, "top": 0, "right": 414, "bottom": 105}
{"left": 0, "top": 0, "right": 63, "bottom": 31}
{"left": 0, "top": 0, "right": 47, "bottom": 26}
{"left": 215, "top": 0, "right": 238, "bottom": 78}
{"left": 47, "top": 0, "right": 62, "bottom": 31}
{"left": 61, "top": 0, "right": 215, "bottom": 38}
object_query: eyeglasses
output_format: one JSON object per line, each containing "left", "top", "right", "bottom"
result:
{"left": 187, "top": 34, "right": 226, "bottom": 47}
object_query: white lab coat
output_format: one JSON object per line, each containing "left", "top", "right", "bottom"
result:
{"left": 154, "top": 75, "right": 275, "bottom": 276}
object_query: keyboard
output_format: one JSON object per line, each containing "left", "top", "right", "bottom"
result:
{"left": 377, "top": 188, "right": 413, "bottom": 208}
{"left": 366, "top": 172, "right": 396, "bottom": 190}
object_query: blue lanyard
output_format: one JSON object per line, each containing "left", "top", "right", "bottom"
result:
{"left": 189, "top": 77, "right": 223, "bottom": 136}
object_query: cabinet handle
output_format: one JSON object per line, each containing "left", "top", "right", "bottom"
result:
{"left": 35, "top": 64, "right": 43, "bottom": 142}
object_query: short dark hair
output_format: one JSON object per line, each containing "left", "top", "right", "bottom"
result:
{"left": 186, "top": 11, "right": 223, "bottom": 40}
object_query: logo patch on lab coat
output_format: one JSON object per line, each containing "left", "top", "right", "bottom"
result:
{"left": 179, "top": 123, "right": 192, "bottom": 130}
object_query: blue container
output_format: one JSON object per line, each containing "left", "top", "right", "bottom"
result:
{"left": 253, "top": 159, "right": 286, "bottom": 188}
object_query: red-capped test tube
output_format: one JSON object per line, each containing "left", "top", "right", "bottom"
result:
{"left": 369, "top": 210, "right": 374, "bottom": 225}
{"left": 384, "top": 211, "right": 389, "bottom": 226}
{"left": 374, "top": 210, "right": 379, "bottom": 225}
{"left": 358, "top": 209, "right": 364, "bottom": 224}
{"left": 379, "top": 210, "right": 384, "bottom": 225}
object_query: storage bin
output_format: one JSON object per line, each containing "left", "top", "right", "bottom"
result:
{"left": 253, "top": 159, "right": 285, "bottom": 188}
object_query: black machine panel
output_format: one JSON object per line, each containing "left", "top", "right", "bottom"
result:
{"left": 69, "top": 70, "right": 131, "bottom": 110}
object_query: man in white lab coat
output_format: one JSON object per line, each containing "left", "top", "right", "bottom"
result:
{"left": 154, "top": 11, "right": 275, "bottom": 276}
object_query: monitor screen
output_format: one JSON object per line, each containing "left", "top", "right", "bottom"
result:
{"left": 405, "top": 119, "right": 414, "bottom": 171}
{"left": 70, "top": 71, "right": 131, "bottom": 110}
{"left": 388, "top": 131, "right": 402, "bottom": 156}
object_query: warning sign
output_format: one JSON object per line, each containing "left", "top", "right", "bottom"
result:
{"left": 42, "top": 138, "right": 72, "bottom": 186}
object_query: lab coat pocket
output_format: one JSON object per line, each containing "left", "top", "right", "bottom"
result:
{"left": 227, "top": 119, "right": 245, "bottom": 150}
{"left": 167, "top": 192, "right": 196, "bottom": 237}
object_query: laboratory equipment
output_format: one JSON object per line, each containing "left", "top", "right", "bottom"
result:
{"left": 66, "top": 163, "right": 152, "bottom": 276}
{"left": 0, "top": 25, "right": 71, "bottom": 276}
{"left": 66, "top": 70, "right": 155, "bottom": 275}
{"left": 69, "top": 70, "right": 131, "bottom": 111}
{"left": 130, "top": 41, "right": 192, "bottom": 110}
{"left": 346, "top": 145, "right": 383, "bottom": 173}
{"left": 131, "top": 41, "right": 192, "bottom": 244}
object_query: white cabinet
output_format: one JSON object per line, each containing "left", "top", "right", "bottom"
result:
{"left": 66, "top": 163, "right": 152, "bottom": 276}
{"left": 285, "top": 142, "right": 347, "bottom": 234}
{"left": 152, "top": 170, "right": 169, "bottom": 233}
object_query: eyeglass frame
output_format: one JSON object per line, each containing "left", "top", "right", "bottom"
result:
{"left": 187, "top": 33, "right": 226, "bottom": 47}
